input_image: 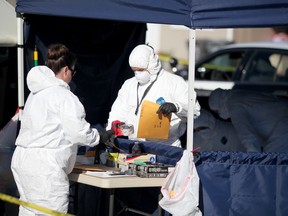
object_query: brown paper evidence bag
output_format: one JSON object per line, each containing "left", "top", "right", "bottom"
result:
{"left": 137, "top": 100, "right": 171, "bottom": 140}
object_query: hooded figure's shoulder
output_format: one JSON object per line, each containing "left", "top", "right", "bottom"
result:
{"left": 121, "top": 76, "right": 138, "bottom": 88}
{"left": 160, "top": 69, "right": 187, "bottom": 84}
{"left": 27, "top": 66, "right": 68, "bottom": 94}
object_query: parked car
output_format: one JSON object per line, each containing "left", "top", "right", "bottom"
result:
{"left": 172, "top": 41, "right": 288, "bottom": 108}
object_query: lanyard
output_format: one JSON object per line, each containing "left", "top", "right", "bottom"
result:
{"left": 134, "top": 74, "right": 159, "bottom": 115}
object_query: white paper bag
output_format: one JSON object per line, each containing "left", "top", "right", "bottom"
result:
{"left": 159, "top": 150, "right": 202, "bottom": 216}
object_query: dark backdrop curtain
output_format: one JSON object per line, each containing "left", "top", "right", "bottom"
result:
{"left": 23, "top": 14, "right": 146, "bottom": 126}
{"left": 196, "top": 151, "right": 288, "bottom": 216}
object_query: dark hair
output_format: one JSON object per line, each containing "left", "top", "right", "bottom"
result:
{"left": 45, "top": 44, "right": 77, "bottom": 75}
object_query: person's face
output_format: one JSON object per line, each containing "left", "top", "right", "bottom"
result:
{"left": 131, "top": 67, "right": 148, "bottom": 73}
{"left": 131, "top": 67, "right": 151, "bottom": 85}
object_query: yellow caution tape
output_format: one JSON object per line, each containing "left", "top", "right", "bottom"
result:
{"left": 158, "top": 54, "right": 189, "bottom": 66}
{"left": 202, "top": 63, "right": 236, "bottom": 72}
{"left": 0, "top": 193, "right": 75, "bottom": 216}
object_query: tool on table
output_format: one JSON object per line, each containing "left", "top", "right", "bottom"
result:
{"left": 111, "top": 120, "right": 134, "bottom": 137}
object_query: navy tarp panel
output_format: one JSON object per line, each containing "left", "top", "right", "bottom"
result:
{"left": 16, "top": 0, "right": 288, "bottom": 28}
{"left": 16, "top": 0, "right": 192, "bottom": 26}
{"left": 190, "top": 0, "right": 288, "bottom": 28}
{"left": 116, "top": 138, "right": 184, "bottom": 166}
{"left": 195, "top": 151, "right": 288, "bottom": 216}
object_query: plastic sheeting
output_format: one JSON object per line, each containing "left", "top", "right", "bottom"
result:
{"left": 196, "top": 151, "right": 288, "bottom": 216}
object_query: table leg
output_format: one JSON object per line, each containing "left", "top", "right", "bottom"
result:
{"left": 96, "top": 188, "right": 102, "bottom": 215}
{"left": 71, "top": 182, "right": 78, "bottom": 214}
{"left": 109, "top": 189, "right": 115, "bottom": 216}
{"left": 158, "top": 192, "right": 163, "bottom": 216}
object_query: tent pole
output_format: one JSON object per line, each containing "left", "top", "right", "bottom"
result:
{"left": 186, "top": 29, "right": 196, "bottom": 151}
{"left": 17, "top": 14, "right": 24, "bottom": 119}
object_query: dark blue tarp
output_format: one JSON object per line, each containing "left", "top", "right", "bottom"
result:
{"left": 16, "top": 0, "right": 288, "bottom": 28}
{"left": 116, "top": 141, "right": 288, "bottom": 215}
{"left": 196, "top": 151, "right": 288, "bottom": 216}
{"left": 116, "top": 138, "right": 184, "bottom": 166}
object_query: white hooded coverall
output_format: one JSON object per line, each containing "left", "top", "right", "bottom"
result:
{"left": 107, "top": 45, "right": 200, "bottom": 147}
{"left": 11, "top": 66, "right": 100, "bottom": 215}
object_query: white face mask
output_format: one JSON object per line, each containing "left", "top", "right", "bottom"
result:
{"left": 134, "top": 71, "right": 151, "bottom": 85}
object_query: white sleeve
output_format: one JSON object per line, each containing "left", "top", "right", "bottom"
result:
{"left": 60, "top": 93, "right": 100, "bottom": 147}
{"left": 106, "top": 82, "right": 131, "bottom": 130}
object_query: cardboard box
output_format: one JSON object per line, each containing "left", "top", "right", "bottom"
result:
{"left": 117, "top": 153, "right": 156, "bottom": 165}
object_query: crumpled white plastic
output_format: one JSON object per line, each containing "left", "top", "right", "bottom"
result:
{"left": 159, "top": 150, "right": 202, "bottom": 216}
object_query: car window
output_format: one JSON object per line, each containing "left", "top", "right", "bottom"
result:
{"left": 271, "top": 54, "right": 288, "bottom": 82}
{"left": 196, "top": 51, "right": 244, "bottom": 81}
{"left": 242, "top": 50, "right": 288, "bottom": 83}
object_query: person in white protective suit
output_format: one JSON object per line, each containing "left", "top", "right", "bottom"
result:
{"left": 11, "top": 44, "right": 114, "bottom": 215}
{"left": 106, "top": 44, "right": 200, "bottom": 147}
{"left": 209, "top": 88, "right": 288, "bottom": 152}
{"left": 193, "top": 109, "right": 245, "bottom": 152}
